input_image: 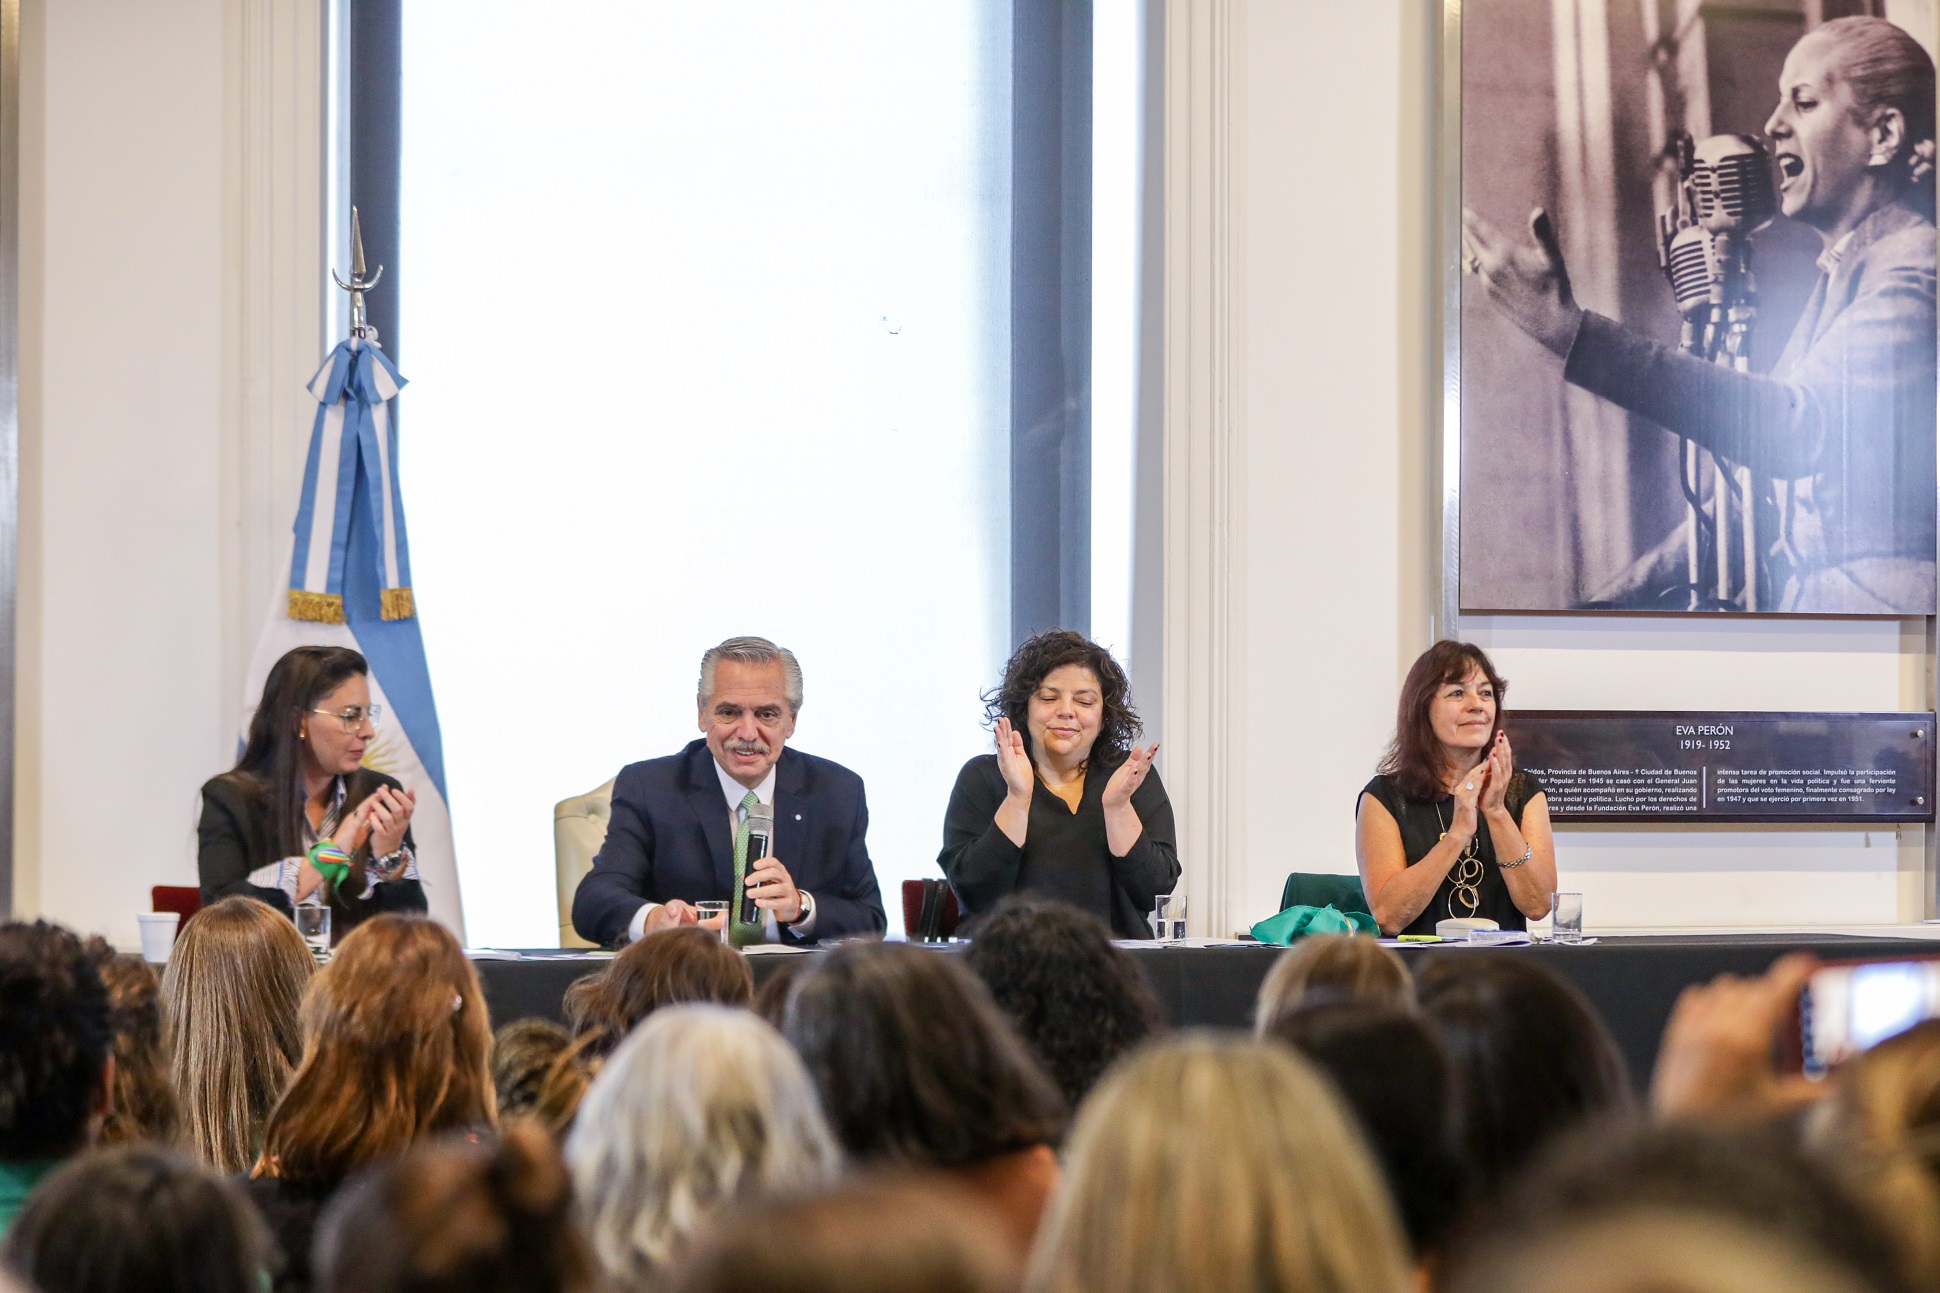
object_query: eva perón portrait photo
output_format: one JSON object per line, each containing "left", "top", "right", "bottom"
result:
{"left": 1459, "top": 2, "right": 1937, "bottom": 615}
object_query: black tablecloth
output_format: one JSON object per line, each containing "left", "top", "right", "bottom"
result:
{"left": 472, "top": 932, "right": 1940, "bottom": 1090}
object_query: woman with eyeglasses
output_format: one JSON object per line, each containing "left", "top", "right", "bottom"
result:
{"left": 198, "top": 645, "right": 425, "bottom": 939}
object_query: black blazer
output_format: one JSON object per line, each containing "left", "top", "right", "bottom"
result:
{"left": 196, "top": 769, "right": 427, "bottom": 937}
{"left": 571, "top": 739, "right": 887, "bottom": 947}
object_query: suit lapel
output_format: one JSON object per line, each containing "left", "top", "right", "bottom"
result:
{"left": 684, "top": 743, "right": 736, "bottom": 893}
{"left": 773, "top": 749, "right": 808, "bottom": 875}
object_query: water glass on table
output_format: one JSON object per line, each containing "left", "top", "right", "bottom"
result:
{"left": 1550, "top": 892, "right": 1584, "bottom": 945}
{"left": 1150, "top": 893, "right": 1185, "bottom": 942}
{"left": 294, "top": 901, "right": 331, "bottom": 960}
{"left": 696, "top": 900, "right": 731, "bottom": 944}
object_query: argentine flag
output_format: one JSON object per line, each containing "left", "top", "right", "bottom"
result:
{"left": 240, "top": 337, "right": 466, "bottom": 940}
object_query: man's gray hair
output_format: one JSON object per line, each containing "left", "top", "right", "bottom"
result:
{"left": 698, "top": 636, "right": 804, "bottom": 712}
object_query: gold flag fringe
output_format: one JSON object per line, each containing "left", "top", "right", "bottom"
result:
{"left": 380, "top": 586, "right": 416, "bottom": 621}
{"left": 287, "top": 590, "right": 345, "bottom": 624}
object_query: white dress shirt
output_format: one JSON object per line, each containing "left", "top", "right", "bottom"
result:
{"left": 624, "top": 757, "right": 817, "bottom": 943}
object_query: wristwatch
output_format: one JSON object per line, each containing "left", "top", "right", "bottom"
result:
{"left": 787, "top": 890, "right": 816, "bottom": 927}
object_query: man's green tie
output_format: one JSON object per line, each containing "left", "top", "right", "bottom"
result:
{"left": 730, "top": 789, "right": 763, "bottom": 947}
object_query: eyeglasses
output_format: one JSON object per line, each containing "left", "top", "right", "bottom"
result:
{"left": 309, "top": 704, "right": 382, "bottom": 733}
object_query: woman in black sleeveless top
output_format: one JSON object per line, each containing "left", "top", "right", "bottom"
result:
{"left": 1356, "top": 641, "right": 1556, "bottom": 936}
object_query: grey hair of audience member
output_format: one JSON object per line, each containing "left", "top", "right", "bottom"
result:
{"left": 698, "top": 636, "right": 804, "bottom": 712}
{"left": 1446, "top": 1210, "right": 1869, "bottom": 1293}
{"left": 565, "top": 1005, "right": 840, "bottom": 1287}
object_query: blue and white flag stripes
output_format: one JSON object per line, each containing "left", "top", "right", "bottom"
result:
{"left": 242, "top": 337, "right": 466, "bottom": 940}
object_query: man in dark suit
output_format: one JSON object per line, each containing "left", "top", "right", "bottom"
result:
{"left": 572, "top": 636, "right": 886, "bottom": 947}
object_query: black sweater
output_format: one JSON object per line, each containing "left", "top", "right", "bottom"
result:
{"left": 938, "top": 753, "right": 1180, "bottom": 939}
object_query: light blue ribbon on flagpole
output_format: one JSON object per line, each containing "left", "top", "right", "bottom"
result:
{"left": 287, "top": 340, "right": 415, "bottom": 622}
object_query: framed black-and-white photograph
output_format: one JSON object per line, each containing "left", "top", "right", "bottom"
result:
{"left": 1453, "top": 1, "right": 1938, "bottom": 615}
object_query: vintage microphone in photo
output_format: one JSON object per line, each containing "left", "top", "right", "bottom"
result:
{"left": 1654, "top": 132, "right": 1778, "bottom": 610}
{"left": 741, "top": 803, "right": 775, "bottom": 925}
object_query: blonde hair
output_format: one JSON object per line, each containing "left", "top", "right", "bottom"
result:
{"left": 1026, "top": 1035, "right": 1410, "bottom": 1293}
{"left": 1254, "top": 935, "right": 1414, "bottom": 1034}
{"left": 257, "top": 915, "right": 495, "bottom": 1185}
{"left": 160, "top": 897, "right": 315, "bottom": 1173}
{"left": 1446, "top": 1210, "right": 1868, "bottom": 1293}
{"left": 566, "top": 1005, "right": 839, "bottom": 1286}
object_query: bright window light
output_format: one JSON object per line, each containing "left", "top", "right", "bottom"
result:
{"left": 399, "top": 1, "right": 1011, "bottom": 945}
{"left": 1091, "top": 0, "right": 1141, "bottom": 667}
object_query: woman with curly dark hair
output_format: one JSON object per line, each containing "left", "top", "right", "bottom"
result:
{"left": 939, "top": 631, "right": 1179, "bottom": 938}
{"left": 965, "top": 896, "right": 1162, "bottom": 1107}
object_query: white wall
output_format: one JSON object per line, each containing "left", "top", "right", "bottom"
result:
{"left": 17, "top": 0, "right": 231, "bottom": 942}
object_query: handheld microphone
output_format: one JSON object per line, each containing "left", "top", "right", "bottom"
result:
{"left": 740, "top": 803, "right": 774, "bottom": 925}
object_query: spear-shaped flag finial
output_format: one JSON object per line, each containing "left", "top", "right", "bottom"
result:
{"left": 331, "top": 204, "right": 385, "bottom": 342}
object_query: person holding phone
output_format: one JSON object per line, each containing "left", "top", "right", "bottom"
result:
{"left": 198, "top": 646, "right": 425, "bottom": 940}
{"left": 1357, "top": 640, "right": 1558, "bottom": 936}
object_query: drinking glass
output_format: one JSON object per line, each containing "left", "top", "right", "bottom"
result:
{"left": 696, "top": 900, "right": 731, "bottom": 944}
{"left": 1150, "top": 893, "right": 1185, "bottom": 942}
{"left": 294, "top": 902, "right": 331, "bottom": 960}
{"left": 1550, "top": 892, "right": 1584, "bottom": 945}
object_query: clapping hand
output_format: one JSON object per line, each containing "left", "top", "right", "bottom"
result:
{"left": 995, "top": 717, "right": 1035, "bottom": 800}
{"left": 1461, "top": 206, "right": 1583, "bottom": 357}
{"left": 1449, "top": 765, "right": 1484, "bottom": 844}
{"left": 365, "top": 785, "right": 416, "bottom": 862}
{"left": 1479, "top": 732, "right": 1513, "bottom": 816}
{"left": 329, "top": 797, "right": 375, "bottom": 855}
{"left": 1102, "top": 742, "right": 1160, "bottom": 811}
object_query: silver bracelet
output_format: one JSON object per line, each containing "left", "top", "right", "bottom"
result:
{"left": 1497, "top": 844, "right": 1532, "bottom": 870}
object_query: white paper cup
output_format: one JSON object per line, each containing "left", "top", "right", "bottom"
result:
{"left": 137, "top": 912, "right": 180, "bottom": 963}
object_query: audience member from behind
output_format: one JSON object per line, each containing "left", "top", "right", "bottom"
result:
{"left": 87, "top": 942, "right": 179, "bottom": 1147}
{"left": 492, "top": 1019, "right": 569, "bottom": 1119}
{"left": 1263, "top": 999, "right": 1465, "bottom": 1263}
{"left": 1817, "top": 1019, "right": 1940, "bottom": 1290}
{"left": 535, "top": 925, "right": 753, "bottom": 1131}
{"left": 1254, "top": 934, "right": 1415, "bottom": 1031}
{"left": 1417, "top": 952, "right": 1632, "bottom": 1201}
{"left": 1462, "top": 1120, "right": 1911, "bottom": 1293}
{"left": 161, "top": 896, "right": 316, "bottom": 1174}
{"left": 1028, "top": 1035, "right": 1410, "bottom": 1293}
{"left": 567, "top": 1005, "right": 839, "bottom": 1287}
{"left": 2, "top": 1145, "right": 271, "bottom": 1293}
{"left": 315, "top": 1122, "right": 596, "bottom": 1293}
{"left": 1447, "top": 1211, "right": 1871, "bottom": 1293}
{"left": 784, "top": 941, "right": 1066, "bottom": 1257}
{"left": 670, "top": 1175, "right": 1019, "bottom": 1293}
{"left": 964, "top": 895, "right": 1162, "bottom": 1107}
{"left": 0, "top": 922, "right": 112, "bottom": 1237}
{"left": 249, "top": 915, "right": 495, "bottom": 1293}
{"left": 1358, "top": 640, "right": 1556, "bottom": 935}
{"left": 199, "top": 646, "right": 426, "bottom": 936}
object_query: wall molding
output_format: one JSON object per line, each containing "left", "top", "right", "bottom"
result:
{"left": 1160, "top": 0, "right": 1245, "bottom": 937}
{"left": 220, "top": 0, "right": 326, "bottom": 741}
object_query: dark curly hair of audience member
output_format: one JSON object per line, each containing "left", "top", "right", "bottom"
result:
{"left": 964, "top": 896, "right": 1162, "bottom": 1107}
{"left": 1417, "top": 952, "right": 1633, "bottom": 1203}
{"left": 1263, "top": 998, "right": 1465, "bottom": 1259}
{"left": 982, "top": 630, "right": 1141, "bottom": 764}
{"left": 0, "top": 921, "right": 112, "bottom": 1160}
{"left": 315, "top": 1121, "right": 597, "bottom": 1293}
{"left": 86, "top": 941, "right": 180, "bottom": 1147}
{"left": 3, "top": 1144, "right": 272, "bottom": 1293}
{"left": 1452, "top": 1119, "right": 1915, "bottom": 1293}
{"left": 491, "top": 1020, "right": 570, "bottom": 1120}
{"left": 752, "top": 958, "right": 806, "bottom": 1030}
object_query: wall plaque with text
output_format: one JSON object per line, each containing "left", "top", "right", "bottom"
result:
{"left": 1506, "top": 711, "right": 1936, "bottom": 824}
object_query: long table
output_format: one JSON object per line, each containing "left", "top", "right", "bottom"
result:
{"left": 471, "top": 932, "right": 1940, "bottom": 1090}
